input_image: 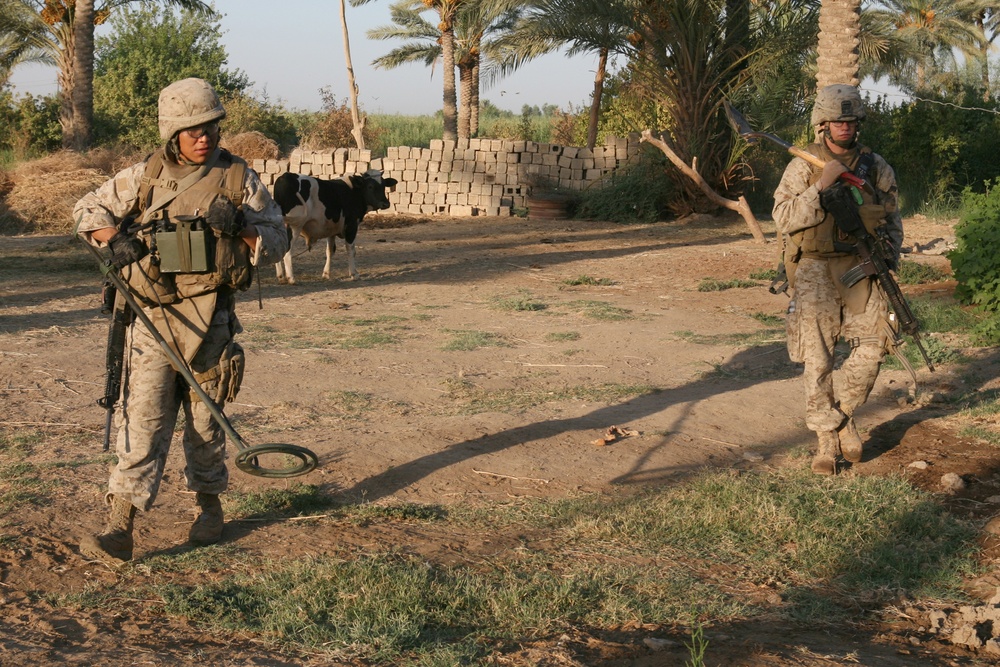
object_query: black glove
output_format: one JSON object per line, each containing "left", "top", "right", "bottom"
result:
{"left": 206, "top": 198, "right": 245, "bottom": 237}
{"left": 107, "top": 231, "right": 148, "bottom": 269}
{"left": 819, "top": 183, "right": 864, "bottom": 236}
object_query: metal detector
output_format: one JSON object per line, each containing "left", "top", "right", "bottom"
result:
{"left": 82, "top": 240, "right": 319, "bottom": 478}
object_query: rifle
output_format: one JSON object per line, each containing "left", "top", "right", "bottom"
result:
{"left": 820, "top": 183, "right": 935, "bottom": 373}
{"left": 96, "top": 279, "right": 133, "bottom": 451}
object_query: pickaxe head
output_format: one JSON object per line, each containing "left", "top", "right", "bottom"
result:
{"left": 723, "top": 99, "right": 759, "bottom": 145}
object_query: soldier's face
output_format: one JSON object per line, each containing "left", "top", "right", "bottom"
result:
{"left": 178, "top": 122, "right": 220, "bottom": 164}
{"left": 827, "top": 120, "right": 857, "bottom": 144}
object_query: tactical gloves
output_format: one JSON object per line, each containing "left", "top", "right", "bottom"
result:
{"left": 107, "top": 232, "right": 148, "bottom": 269}
{"left": 206, "top": 198, "right": 245, "bottom": 237}
{"left": 819, "top": 184, "right": 864, "bottom": 236}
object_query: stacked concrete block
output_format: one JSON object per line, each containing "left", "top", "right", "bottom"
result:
{"left": 251, "top": 134, "right": 642, "bottom": 217}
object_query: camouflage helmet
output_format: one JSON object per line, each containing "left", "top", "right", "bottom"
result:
{"left": 810, "top": 84, "right": 866, "bottom": 126}
{"left": 157, "top": 78, "right": 225, "bottom": 141}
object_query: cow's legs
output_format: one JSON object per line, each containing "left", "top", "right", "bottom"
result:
{"left": 322, "top": 237, "right": 336, "bottom": 280}
{"left": 275, "top": 227, "right": 297, "bottom": 285}
{"left": 346, "top": 241, "right": 359, "bottom": 280}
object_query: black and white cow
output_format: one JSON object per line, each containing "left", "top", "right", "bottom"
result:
{"left": 271, "top": 169, "right": 398, "bottom": 284}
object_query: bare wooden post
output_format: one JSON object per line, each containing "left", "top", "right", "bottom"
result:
{"left": 340, "top": 0, "right": 366, "bottom": 151}
{"left": 641, "top": 130, "right": 767, "bottom": 244}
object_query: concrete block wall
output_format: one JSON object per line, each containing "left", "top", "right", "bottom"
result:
{"left": 252, "top": 135, "right": 642, "bottom": 217}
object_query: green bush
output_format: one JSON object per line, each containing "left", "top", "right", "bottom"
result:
{"left": 575, "top": 147, "right": 674, "bottom": 223}
{"left": 949, "top": 181, "right": 1000, "bottom": 313}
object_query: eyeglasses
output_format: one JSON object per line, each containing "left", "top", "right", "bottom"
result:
{"left": 181, "top": 122, "right": 220, "bottom": 139}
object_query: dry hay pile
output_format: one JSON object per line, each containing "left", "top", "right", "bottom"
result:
{"left": 221, "top": 131, "right": 280, "bottom": 161}
{"left": 2, "top": 146, "right": 144, "bottom": 235}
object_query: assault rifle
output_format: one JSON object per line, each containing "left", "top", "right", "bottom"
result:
{"left": 97, "top": 278, "right": 133, "bottom": 451}
{"left": 819, "top": 183, "right": 935, "bottom": 373}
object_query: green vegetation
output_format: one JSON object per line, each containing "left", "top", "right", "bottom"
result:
{"left": 697, "top": 278, "right": 760, "bottom": 292}
{"left": 42, "top": 469, "right": 978, "bottom": 663}
{"left": 562, "top": 275, "right": 616, "bottom": 286}
{"left": 561, "top": 300, "right": 633, "bottom": 321}
{"left": 545, "top": 331, "right": 581, "bottom": 342}
{"left": 897, "top": 259, "right": 950, "bottom": 285}
{"left": 491, "top": 292, "right": 548, "bottom": 312}
{"left": 441, "top": 329, "right": 511, "bottom": 351}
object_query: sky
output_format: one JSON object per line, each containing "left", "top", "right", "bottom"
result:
{"left": 7, "top": 0, "right": 601, "bottom": 116}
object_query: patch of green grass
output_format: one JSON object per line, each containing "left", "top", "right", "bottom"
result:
{"left": 491, "top": 292, "right": 547, "bottom": 312}
{"left": 544, "top": 331, "right": 581, "bottom": 342}
{"left": 749, "top": 268, "right": 778, "bottom": 281}
{"left": 225, "top": 484, "right": 337, "bottom": 520}
{"left": 562, "top": 300, "right": 633, "bottom": 321}
{"left": 897, "top": 259, "right": 950, "bottom": 285}
{"left": 749, "top": 312, "right": 784, "bottom": 327}
{"left": 442, "top": 330, "right": 511, "bottom": 351}
{"left": 958, "top": 425, "right": 1000, "bottom": 447}
{"left": 563, "top": 275, "right": 615, "bottom": 286}
{"left": 697, "top": 278, "right": 760, "bottom": 292}
{"left": 908, "top": 295, "right": 984, "bottom": 335}
{"left": 0, "top": 461, "right": 54, "bottom": 515}
{"left": 882, "top": 335, "right": 959, "bottom": 371}
{"left": 134, "top": 468, "right": 977, "bottom": 662}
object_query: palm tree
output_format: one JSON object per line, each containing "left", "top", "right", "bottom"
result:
{"left": 367, "top": 0, "right": 520, "bottom": 138}
{"left": 355, "top": 0, "right": 466, "bottom": 141}
{"left": 4, "top": 1, "right": 213, "bottom": 150}
{"left": 816, "top": 0, "right": 862, "bottom": 89}
{"left": 496, "top": 0, "right": 633, "bottom": 149}
{"left": 0, "top": 0, "right": 54, "bottom": 86}
{"left": 867, "top": 0, "right": 987, "bottom": 92}
{"left": 69, "top": 0, "right": 95, "bottom": 150}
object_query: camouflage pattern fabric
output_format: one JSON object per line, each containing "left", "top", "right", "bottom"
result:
{"left": 106, "top": 302, "right": 235, "bottom": 511}
{"left": 793, "top": 257, "right": 887, "bottom": 432}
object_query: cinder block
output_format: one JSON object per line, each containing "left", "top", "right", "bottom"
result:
{"left": 450, "top": 205, "right": 475, "bottom": 216}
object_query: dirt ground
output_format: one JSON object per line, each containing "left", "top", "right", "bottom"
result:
{"left": 2, "top": 210, "right": 1000, "bottom": 666}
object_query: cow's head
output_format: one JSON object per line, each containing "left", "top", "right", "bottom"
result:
{"left": 361, "top": 169, "right": 399, "bottom": 212}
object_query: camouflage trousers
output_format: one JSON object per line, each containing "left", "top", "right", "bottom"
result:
{"left": 788, "top": 257, "right": 887, "bottom": 433}
{"left": 106, "top": 310, "right": 234, "bottom": 512}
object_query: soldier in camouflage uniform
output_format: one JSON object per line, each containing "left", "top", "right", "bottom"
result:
{"left": 772, "top": 84, "right": 903, "bottom": 475}
{"left": 74, "top": 78, "right": 288, "bottom": 564}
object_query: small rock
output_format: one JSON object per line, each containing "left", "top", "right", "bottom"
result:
{"left": 986, "top": 496, "right": 1000, "bottom": 504}
{"left": 952, "top": 624, "right": 983, "bottom": 648}
{"left": 985, "top": 639, "right": 1000, "bottom": 655}
{"left": 983, "top": 516, "right": 1000, "bottom": 535}
{"left": 908, "top": 460, "right": 930, "bottom": 470}
{"left": 742, "top": 451, "right": 765, "bottom": 463}
{"left": 908, "top": 636, "right": 922, "bottom": 646}
{"left": 941, "top": 473, "right": 966, "bottom": 493}
{"left": 643, "top": 637, "right": 680, "bottom": 651}
{"left": 927, "top": 610, "right": 948, "bottom": 632}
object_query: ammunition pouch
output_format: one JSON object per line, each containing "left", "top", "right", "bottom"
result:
{"left": 147, "top": 217, "right": 253, "bottom": 299}
{"left": 192, "top": 340, "right": 245, "bottom": 406}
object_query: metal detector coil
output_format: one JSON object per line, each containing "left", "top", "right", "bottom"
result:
{"left": 83, "top": 239, "right": 319, "bottom": 479}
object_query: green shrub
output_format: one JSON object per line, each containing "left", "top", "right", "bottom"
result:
{"left": 949, "top": 181, "right": 1000, "bottom": 313}
{"left": 896, "top": 259, "right": 949, "bottom": 285}
{"left": 575, "top": 148, "right": 674, "bottom": 223}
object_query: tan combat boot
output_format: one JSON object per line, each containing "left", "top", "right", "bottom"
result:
{"left": 189, "top": 492, "right": 224, "bottom": 546}
{"left": 838, "top": 417, "right": 864, "bottom": 463}
{"left": 811, "top": 430, "right": 839, "bottom": 476}
{"left": 80, "top": 495, "right": 136, "bottom": 565}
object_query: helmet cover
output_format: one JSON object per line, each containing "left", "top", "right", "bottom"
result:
{"left": 158, "top": 78, "right": 226, "bottom": 141}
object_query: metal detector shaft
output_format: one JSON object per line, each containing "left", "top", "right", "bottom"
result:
{"left": 82, "top": 240, "right": 318, "bottom": 478}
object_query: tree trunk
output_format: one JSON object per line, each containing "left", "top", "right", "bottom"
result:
{"left": 340, "top": 0, "right": 366, "bottom": 150}
{"left": 69, "top": 0, "right": 95, "bottom": 151}
{"left": 470, "top": 61, "right": 480, "bottom": 137}
{"left": 57, "top": 24, "right": 75, "bottom": 149}
{"left": 457, "top": 63, "right": 473, "bottom": 139}
{"left": 441, "top": 25, "right": 458, "bottom": 142}
{"left": 586, "top": 47, "right": 608, "bottom": 150}
{"left": 816, "top": 0, "right": 861, "bottom": 89}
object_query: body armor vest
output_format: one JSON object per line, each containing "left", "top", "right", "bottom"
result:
{"left": 791, "top": 142, "right": 886, "bottom": 257}
{"left": 126, "top": 148, "right": 252, "bottom": 301}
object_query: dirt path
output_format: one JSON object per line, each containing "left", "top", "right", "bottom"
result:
{"left": 2, "top": 213, "right": 999, "bottom": 665}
